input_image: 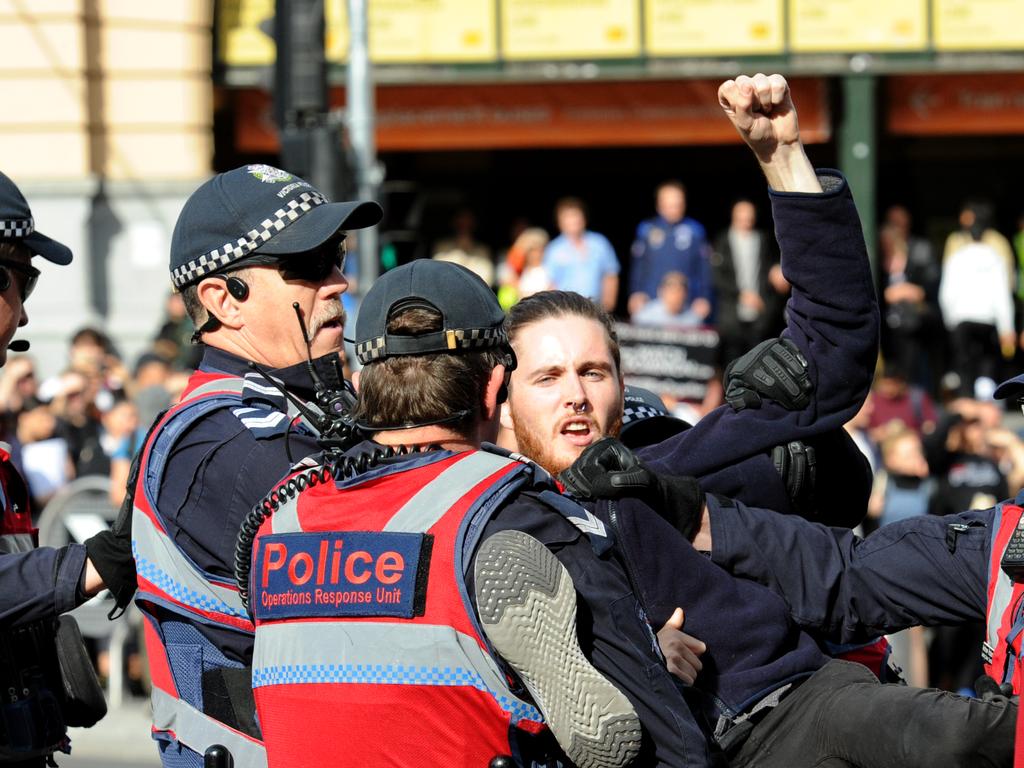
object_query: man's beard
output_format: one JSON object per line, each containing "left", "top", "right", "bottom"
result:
{"left": 512, "top": 410, "right": 623, "bottom": 477}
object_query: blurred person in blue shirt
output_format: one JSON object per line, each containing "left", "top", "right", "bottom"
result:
{"left": 543, "top": 196, "right": 620, "bottom": 312}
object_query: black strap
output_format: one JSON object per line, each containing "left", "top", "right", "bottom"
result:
{"left": 201, "top": 667, "right": 262, "bottom": 740}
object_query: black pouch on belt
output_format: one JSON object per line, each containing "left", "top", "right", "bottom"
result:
{"left": 54, "top": 616, "right": 107, "bottom": 728}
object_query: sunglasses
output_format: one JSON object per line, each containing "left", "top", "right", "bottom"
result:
{"left": 0, "top": 258, "right": 40, "bottom": 302}
{"left": 237, "top": 238, "right": 347, "bottom": 284}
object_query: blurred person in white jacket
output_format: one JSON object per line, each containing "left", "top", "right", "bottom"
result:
{"left": 939, "top": 218, "right": 1015, "bottom": 398}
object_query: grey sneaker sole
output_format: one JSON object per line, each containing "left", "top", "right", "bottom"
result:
{"left": 474, "top": 529, "right": 642, "bottom": 768}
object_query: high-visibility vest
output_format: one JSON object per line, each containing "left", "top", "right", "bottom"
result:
{"left": 0, "top": 444, "right": 34, "bottom": 556}
{"left": 133, "top": 369, "right": 321, "bottom": 767}
{"left": 983, "top": 494, "right": 1024, "bottom": 695}
{"left": 0, "top": 445, "right": 71, "bottom": 761}
{"left": 249, "top": 448, "right": 548, "bottom": 768}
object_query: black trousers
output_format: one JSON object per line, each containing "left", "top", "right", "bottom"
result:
{"left": 730, "top": 660, "right": 1015, "bottom": 768}
{"left": 949, "top": 321, "right": 1002, "bottom": 397}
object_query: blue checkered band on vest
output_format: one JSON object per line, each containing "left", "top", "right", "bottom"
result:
{"left": 170, "top": 191, "right": 328, "bottom": 288}
{"left": 355, "top": 326, "right": 506, "bottom": 364}
{"left": 623, "top": 404, "right": 664, "bottom": 424}
{"left": 0, "top": 217, "right": 33, "bottom": 239}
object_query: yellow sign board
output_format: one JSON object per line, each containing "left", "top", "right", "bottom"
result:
{"left": 324, "top": 0, "right": 350, "bottom": 63}
{"left": 220, "top": 0, "right": 494, "bottom": 66}
{"left": 645, "top": 0, "right": 784, "bottom": 56}
{"left": 501, "top": 0, "right": 641, "bottom": 60}
{"left": 789, "top": 0, "right": 928, "bottom": 52}
{"left": 367, "top": 0, "right": 496, "bottom": 62}
{"left": 218, "top": 0, "right": 274, "bottom": 67}
{"left": 934, "top": 0, "right": 1024, "bottom": 50}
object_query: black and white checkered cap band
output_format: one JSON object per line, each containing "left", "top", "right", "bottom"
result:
{"left": 623, "top": 404, "right": 667, "bottom": 424}
{"left": 356, "top": 326, "right": 506, "bottom": 364}
{"left": 171, "top": 191, "right": 328, "bottom": 288}
{"left": 0, "top": 218, "right": 34, "bottom": 239}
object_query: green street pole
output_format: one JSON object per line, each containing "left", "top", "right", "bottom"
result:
{"left": 838, "top": 74, "right": 878, "bottom": 278}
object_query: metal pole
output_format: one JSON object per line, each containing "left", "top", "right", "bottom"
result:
{"left": 838, "top": 73, "right": 878, "bottom": 279}
{"left": 347, "top": 0, "right": 381, "bottom": 289}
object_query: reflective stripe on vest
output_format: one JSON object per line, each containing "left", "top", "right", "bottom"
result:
{"left": 252, "top": 449, "right": 545, "bottom": 767}
{"left": 132, "top": 371, "right": 266, "bottom": 766}
{"left": 151, "top": 687, "right": 266, "bottom": 767}
{"left": 1, "top": 449, "right": 35, "bottom": 554}
{"left": 984, "top": 502, "right": 1024, "bottom": 689}
{"left": 269, "top": 450, "right": 522, "bottom": 536}
{"left": 133, "top": 373, "right": 253, "bottom": 631}
{"left": 133, "top": 504, "right": 251, "bottom": 630}
{"left": 253, "top": 620, "right": 541, "bottom": 723}
{"left": 0, "top": 532, "right": 34, "bottom": 553}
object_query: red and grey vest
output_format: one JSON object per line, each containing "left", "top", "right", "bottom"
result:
{"left": 133, "top": 369, "right": 320, "bottom": 767}
{"left": 0, "top": 444, "right": 34, "bottom": 556}
{"left": 249, "top": 448, "right": 547, "bottom": 768}
{"left": 0, "top": 445, "right": 71, "bottom": 761}
{"left": 983, "top": 496, "right": 1024, "bottom": 695}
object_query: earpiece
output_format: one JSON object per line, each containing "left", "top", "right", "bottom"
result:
{"left": 225, "top": 276, "right": 249, "bottom": 301}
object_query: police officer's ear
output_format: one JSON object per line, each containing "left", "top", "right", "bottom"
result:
{"left": 196, "top": 275, "right": 245, "bottom": 331}
{"left": 499, "top": 400, "right": 514, "bottom": 433}
{"left": 350, "top": 369, "right": 360, "bottom": 393}
{"left": 482, "top": 364, "right": 507, "bottom": 422}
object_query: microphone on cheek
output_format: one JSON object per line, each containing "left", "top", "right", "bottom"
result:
{"left": 7, "top": 340, "right": 30, "bottom": 352}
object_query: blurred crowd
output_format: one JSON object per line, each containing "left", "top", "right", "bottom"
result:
{"left": 0, "top": 297, "right": 203, "bottom": 516}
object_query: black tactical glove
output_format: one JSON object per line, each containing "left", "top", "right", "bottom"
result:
{"left": 84, "top": 474, "right": 137, "bottom": 613}
{"left": 975, "top": 674, "right": 1016, "bottom": 703}
{"left": 724, "top": 337, "right": 812, "bottom": 412}
{"left": 771, "top": 440, "right": 817, "bottom": 517}
{"left": 559, "top": 437, "right": 705, "bottom": 540}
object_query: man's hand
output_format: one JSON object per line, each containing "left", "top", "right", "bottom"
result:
{"left": 627, "top": 292, "right": 649, "bottom": 318}
{"left": 690, "top": 297, "right": 712, "bottom": 320}
{"left": 83, "top": 488, "right": 137, "bottom": 611}
{"left": 692, "top": 506, "right": 712, "bottom": 552}
{"left": 559, "top": 438, "right": 706, "bottom": 540}
{"left": 718, "top": 73, "right": 821, "bottom": 193}
{"left": 559, "top": 437, "right": 659, "bottom": 501}
{"left": 657, "top": 608, "right": 706, "bottom": 685}
{"left": 768, "top": 263, "right": 789, "bottom": 294}
{"left": 724, "top": 337, "right": 812, "bottom": 412}
{"left": 884, "top": 283, "right": 925, "bottom": 304}
{"left": 738, "top": 290, "right": 765, "bottom": 314}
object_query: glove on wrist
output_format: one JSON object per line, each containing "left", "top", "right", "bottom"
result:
{"left": 559, "top": 437, "right": 705, "bottom": 540}
{"left": 84, "top": 529, "right": 136, "bottom": 610}
{"left": 559, "top": 437, "right": 655, "bottom": 499}
{"left": 84, "top": 488, "right": 137, "bottom": 610}
{"left": 724, "top": 337, "right": 812, "bottom": 412}
{"left": 771, "top": 440, "right": 818, "bottom": 516}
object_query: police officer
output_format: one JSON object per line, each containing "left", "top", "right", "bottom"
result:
{"left": 240, "top": 257, "right": 709, "bottom": 767}
{"left": 0, "top": 171, "right": 117, "bottom": 765}
{"left": 127, "top": 165, "right": 381, "bottom": 767}
{"left": 685, "top": 364, "right": 1024, "bottom": 702}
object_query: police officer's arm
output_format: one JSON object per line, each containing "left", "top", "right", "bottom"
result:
{"left": 83, "top": 556, "right": 103, "bottom": 595}
{"left": 700, "top": 497, "right": 990, "bottom": 643}
{"left": 0, "top": 543, "right": 91, "bottom": 627}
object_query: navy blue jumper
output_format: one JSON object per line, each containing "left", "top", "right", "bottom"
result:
{"left": 707, "top": 494, "right": 992, "bottom": 644}
{"left": 638, "top": 170, "right": 879, "bottom": 520}
{"left": 151, "top": 348, "right": 334, "bottom": 663}
{"left": 0, "top": 545, "right": 86, "bottom": 628}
